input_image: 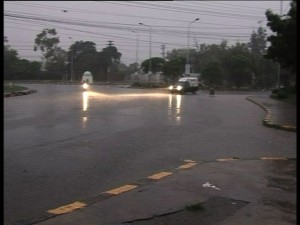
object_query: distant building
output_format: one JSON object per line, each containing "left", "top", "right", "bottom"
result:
{"left": 130, "top": 71, "right": 165, "bottom": 83}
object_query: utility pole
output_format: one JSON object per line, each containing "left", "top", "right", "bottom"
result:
{"left": 186, "top": 18, "right": 199, "bottom": 76}
{"left": 161, "top": 44, "right": 166, "bottom": 60}
{"left": 68, "top": 37, "right": 74, "bottom": 82}
{"left": 107, "top": 41, "right": 114, "bottom": 83}
{"left": 277, "top": 0, "right": 283, "bottom": 88}
{"left": 107, "top": 40, "right": 114, "bottom": 46}
{"left": 131, "top": 31, "right": 140, "bottom": 72}
{"left": 139, "top": 23, "right": 152, "bottom": 74}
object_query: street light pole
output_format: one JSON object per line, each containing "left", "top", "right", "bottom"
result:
{"left": 131, "top": 31, "right": 140, "bottom": 72}
{"left": 186, "top": 18, "right": 199, "bottom": 76}
{"left": 139, "top": 23, "right": 152, "bottom": 74}
{"left": 69, "top": 37, "right": 74, "bottom": 82}
{"left": 277, "top": 0, "right": 283, "bottom": 88}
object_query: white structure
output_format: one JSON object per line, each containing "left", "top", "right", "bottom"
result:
{"left": 81, "top": 71, "right": 93, "bottom": 84}
{"left": 130, "top": 72, "right": 165, "bottom": 83}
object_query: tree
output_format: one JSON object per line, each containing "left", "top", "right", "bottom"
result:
{"left": 247, "top": 26, "right": 277, "bottom": 89}
{"left": 34, "top": 28, "right": 60, "bottom": 63}
{"left": 265, "top": 0, "right": 296, "bottom": 73}
{"left": 166, "top": 49, "right": 187, "bottom": 61}
{"left": 253, "top": 58, "right": 277, "bottom": 89}
{"left": 47, "top": 47, "right": 67, "bottom": 80}
{"left": 193, "top": 42, "right": 228, "bottom": 75}
{"left": 4, "top": 37, "right": 20, "bottom": 80}
{"left": 226, "top": 53, "right": 252, "bottom": 88}
{"left": 248, "top": 26, "right": 267, "bottom": 55}
{"left": 141, "top": 57, "right": 165, "bottom": 73}
{"left": 223, "top": 43, "right": 253, "bottom": 88}
{"left": 69, "top": 41, "right": 98, "bottom": 80}
{"left": 162, "top": 57, "right": 186, "bottom": 82}
{"left": 34, "top": 28, "right": 69, "bottom": 79}
{"left": 14, "top": 59, "right": 42, "bottom": 80}
{"left": 201, "top": 58, "right": 223, "bottom": 86}
{"left": 102, "top": 45, "right": 122, "bottom": 64}
{"left": 101, "top": 45, "right": 122, "bottom": 81}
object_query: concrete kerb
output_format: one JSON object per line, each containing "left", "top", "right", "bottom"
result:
{"left": 246, "top": 97, "right": 296, "bottom": 133}
{"left": 4, "top": 89, "right": 37, "bottom": 98}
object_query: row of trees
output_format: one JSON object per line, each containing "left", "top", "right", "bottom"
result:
{"left": 4, "top": 29, "right": 125, "bottom": 82}
{"left": 33, "top": 28, "right": 124, "bottom": 81}
{"left": 4, "top": 0, "right": 296, "bottom": 89}
{"left": 155, "top": 38, "right": 280, "bottom": 89}
{"left": 139, "top": 0, "right": 296, "bottom": 89}
{"left": 4, "top": 37, "right": 42, "bottom": 80}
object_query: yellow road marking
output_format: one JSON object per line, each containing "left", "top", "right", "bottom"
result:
{"left": 178, "top": 162, "right": 197, "bottom": 169}
{"left": 216, "top": 158, "right": 239, "bottom": 162}
{"left": 147, "top": 172, "right": 173, "bottom": 180}
{"left": 104, "top": 184, "right": 137, "bottom": 195}
{"left": 281, "top": 125, "right": 295, "bottom": 129}
{"left": 184, "top": 159, "right": 196, "bottom": 163}
{"left": 260, "top": 157, "right": 287, "bottom": 160}
{"left": 47, "top": 202, "right": 87, "bottom": 215}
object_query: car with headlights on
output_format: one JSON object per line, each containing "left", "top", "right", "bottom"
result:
{"left": 169, "top": 77, "right": 199, "bottom": 94}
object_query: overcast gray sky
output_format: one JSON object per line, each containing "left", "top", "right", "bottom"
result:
{"left": 4, "top": 1, "right": 291, "bottom": 66}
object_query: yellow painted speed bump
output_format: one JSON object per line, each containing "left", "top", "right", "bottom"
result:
{"left": 281, "top": 125, "right": 295, "bottom": 129}
{"left": 260, "top": 157, "right": 287, "bottom": 160}
{"left": 178, "top": 162, "right": 197, "bottom": 169}
{"left": 104, "top": 184, "right": 137, "bottom": 195}
{"left": 147, "top": 172, "right": 173, "bottom": 180}
{"left": 216, "top": 158, "right": 239, "bottom": 162}
{"left": 184, "top": 159, "right": 196, "bottom": 163}
{"left": 47, "top": 202, "right": 87, "bottom": 215}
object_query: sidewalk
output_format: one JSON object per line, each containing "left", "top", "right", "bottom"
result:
{"left": 27, "top": 158, "right": 296, "bottom": 225}
{"left": 246, "top": 94, "right": 297, "bottom": 132}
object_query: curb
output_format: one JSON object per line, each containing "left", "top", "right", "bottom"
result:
{"left": 246, "top": 97, "right": 296, "bottom": 133}
{"left": 4, "top": 89, "right": 37, "bottom": 98}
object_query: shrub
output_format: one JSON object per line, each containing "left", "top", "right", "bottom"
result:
{"left": 270, "top": 88, "right": 288, "bottom": 99}
{"left": 131, "top": 82, "right": 142, "bottom": 87}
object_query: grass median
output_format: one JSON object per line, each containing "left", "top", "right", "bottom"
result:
{"left": 4, "top": 83, "right": 28, "bottom": 93}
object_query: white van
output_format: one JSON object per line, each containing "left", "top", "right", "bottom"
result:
{"left": 169, "top": 76, "right": 199, "bottom": 94}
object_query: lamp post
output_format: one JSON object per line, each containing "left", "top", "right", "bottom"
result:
{"left": 186, "top": 18, "right": 199, "bottom": 76}
{"left": 131, "top": 30, "right": 140, "bottom": 72}
{"left": 68, "top": 37, "right": 74, "bottom": 82}
{"left": 139, "top": 23, "right": 152, "bottom": 74}
{"left": 277, "top": 0, "right": 283, "bottom": 89}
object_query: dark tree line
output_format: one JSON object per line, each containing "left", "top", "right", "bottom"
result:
{"left": 162, "top": 36, "right": 278, "bottom": 89}
{"left": 32, "top": 29, "right": 123, "bottom": 81}
{"left": 4, "top": 37, "right": 42, "bottom": 80}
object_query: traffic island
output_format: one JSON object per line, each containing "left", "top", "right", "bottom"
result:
{"left": 4, "top": 89, "right": 37, "bottom": 98}
{"left": 246, "top": 97, "right": 296, "bottom": 133}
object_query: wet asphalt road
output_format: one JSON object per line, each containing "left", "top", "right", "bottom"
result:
{"left": 4, "top": 84, "right": 296, "bottom": 225}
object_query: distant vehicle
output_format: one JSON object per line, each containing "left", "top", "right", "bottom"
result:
{"left": 81, "top": 71, "right": 93, "bottom": 84}
{"left": 82, "top": 82, "right": 89, "bottom": 91}
{"left": 169, "top": 77, "right": 199, "bottom": 94}
{"left": 81, "top": 71, "right": 93, "bottom": 91}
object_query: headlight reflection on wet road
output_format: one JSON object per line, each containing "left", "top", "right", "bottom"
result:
{"left": 82, "top": 90, "right": 182, "bottom": 123}
{"left": 82, "top": 91, "right": 89, "bottom": 111}
{"left": 82, "top": 91, "right": 168, "bottom": 106}
{"left": 168, "top": 94, "right": 182, "bottom": 123}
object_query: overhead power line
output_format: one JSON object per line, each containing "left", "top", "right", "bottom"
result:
{"left": 100, "top": 1, "right": 265, "bottom": 21}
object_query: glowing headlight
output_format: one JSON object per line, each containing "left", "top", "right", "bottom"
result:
{"left": 82, "top": 83, "right": 89, "bottom": 90}
{"left": 176, "top": 85, "right": 183, "bottom": 91}
{"left": 169, "top": 85, "right": 174, "bottom": 90}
